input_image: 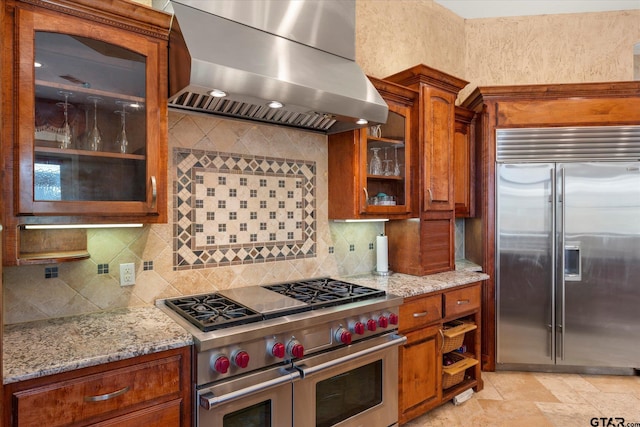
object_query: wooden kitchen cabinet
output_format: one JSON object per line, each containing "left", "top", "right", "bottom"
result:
{"left": 454, "top": 106, "right": 476, "bottom": 218}
{"left": 398, "top": 282, "right": 483, "bottom": 425}
{"left": 385, "top": 65, "right": 468, "bottom": 275}
{"left": 386, "top": 64, "right": 468, "bottom": 213}
{"left": 328, "top": 77, "right": 418, "bottom": 219}
{"left": 4, "top": 347, "right": 192, "bottom": 427}
{"left": 1, "top": 0, "right": 171, "bottom": 265}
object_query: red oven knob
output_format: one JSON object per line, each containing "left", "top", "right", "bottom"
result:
{"left": 366, "top": 319, "right": 377, "bottom": 332}
{"left": 378, "top": 315, "right": 389, "bottom": 329}
{"left": 233, "top": 351, "right": 250, "bottom": 368}
{"left": 388, "top": 312, "right": 399, "bottom": 325}
{"left": 287, "top": 339, "right": 305, "bottom": 359}
{"left": 211, "top": 355, "right": 230, "bottom": 374}
{"left": 335, "top": 328, "right": 352, "bottom": 345}
{"left": 351, "top": 321, "right": 365, "bottom": 335}
{"left": 270, "top": 342, "right": 286, "bottom": 359}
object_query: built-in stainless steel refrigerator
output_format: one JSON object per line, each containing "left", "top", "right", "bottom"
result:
{"left": 496, "top": 126, "right": 640, "bottom": 373}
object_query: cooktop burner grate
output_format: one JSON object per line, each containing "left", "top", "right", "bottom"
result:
{"left": 164, "top": 294, "right": 263, "bottom": 332}
{"left": 263, "top": 278, "right": 385, "bottom": 310}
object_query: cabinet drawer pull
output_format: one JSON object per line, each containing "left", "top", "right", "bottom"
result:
{"left": 413, "top": 311, "right": 428, "bottom": 318}
{"left": 84, "top": 386, "right": 130, "bottom": 402}
{"left": 456, "top": 299, "right": 470, "bottom": 305}
{"left": 150, "top": 175, "right": 157, "bottom": 209}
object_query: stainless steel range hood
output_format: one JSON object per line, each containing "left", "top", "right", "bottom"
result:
{"left": 155, "top": 0, "right": 388, "bottom": 134}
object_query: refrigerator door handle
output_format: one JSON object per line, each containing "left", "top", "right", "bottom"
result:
{"left": 559, "top": 167, "right": 566, "bottom": 361}
{"left": 550, "top": 167, "right": 556, "bottom": 362}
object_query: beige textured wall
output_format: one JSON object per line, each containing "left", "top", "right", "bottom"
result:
{"left": 356, "top": 0, "right": 465, "bottom": 79}
{"left": 355, "top": 1, "right": 640, "bottom": 102}
{"left": 462, "top": 10, "right": 640, "bottom": 101}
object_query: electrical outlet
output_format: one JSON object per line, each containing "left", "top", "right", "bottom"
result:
{"left": 119, "top": 263, "right": 135, "bottom": 286}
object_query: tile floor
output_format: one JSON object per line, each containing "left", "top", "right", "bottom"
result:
{"left": 405, "top": 370, "right": 640, "bottom": 427}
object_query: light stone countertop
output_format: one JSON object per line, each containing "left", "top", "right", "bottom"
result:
{"left": 3, "top": 264, "right": 487, "bottom": 385}
{"left": 3, "top": 306, "right": 193, "bottom": 385}
{"left": 342, "top": 268, "right": 489, "bottom": 299}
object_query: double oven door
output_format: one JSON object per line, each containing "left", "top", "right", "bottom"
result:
{"left": 197, "top": 365, "right": 299, "bottom": 426}
{"left": 197, "top": 333, "right": 405, "bottom": 427}
{"left": 294, "top": 333, "right": 406, "bottom": 427}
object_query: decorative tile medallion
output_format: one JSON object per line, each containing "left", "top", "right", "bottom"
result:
{"left": 173, "top": 148, "right": 316, "bottom": 269}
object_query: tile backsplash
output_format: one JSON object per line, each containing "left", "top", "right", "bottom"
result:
{"left": 174, "top": 148, "right": 316, "bottom": 269}
{"left": 2, "top": 112, "right": 383, "bottom": 325}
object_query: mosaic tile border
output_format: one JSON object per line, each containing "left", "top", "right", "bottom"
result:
{"left": 173, "top": 148, "right": 317, "bottom": 270}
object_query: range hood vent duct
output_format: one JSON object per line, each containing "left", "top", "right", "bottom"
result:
{"left": 155, "top": 0, "right": 388, "bottom": 134}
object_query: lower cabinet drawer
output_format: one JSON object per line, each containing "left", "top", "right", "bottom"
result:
{"left": 399, "top": 294, "right": 442, "bottom": 332}
{"left": 443, "top": 284, "right": 481, "bottom": 318}
{"left": 93, "top": 400, "right": 182, "bottom": 427}
{"left": 14, "top": 355, "right": 182, "bottom": 427}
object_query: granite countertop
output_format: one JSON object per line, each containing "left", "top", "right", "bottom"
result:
{"left": 343, "top": 265, "right": 489, "bottom": 299}
{"left": 3, "top": 264, "right": 487, "bottom": 385}
{"left": 3, "top": 306, "right": 193, "bottom": 385}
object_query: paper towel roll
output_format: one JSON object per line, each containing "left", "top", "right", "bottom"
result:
{"left": 376, "top": 235, "right": 388, "bottom": 273}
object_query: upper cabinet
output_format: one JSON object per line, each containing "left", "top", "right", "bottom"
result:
{"left": 384, "top": 65, "right": 468, "bottom": 276}
{"left": 1, "top": 0, "right": 171, "bottom": 265}
{"left": 328, "top": 77, "right": 418, "bottom": 220}
{"left": 5, "top": 0, "right": 170, "bottom": 219}
{"left": 454, "top": 106, "right": 476, "bottom": 218}
{"left": 385, "top": 65, "right": 468, "bottom": 213}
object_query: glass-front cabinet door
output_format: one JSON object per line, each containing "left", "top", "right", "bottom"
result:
{"left": 328, "top": 77, "right": 416, "bottom": 220}
{"left": 14, "top": 5, "right": 167, "bottom": 218}
{"left": 359, "top": 99, "right": 412, "bottom": 216}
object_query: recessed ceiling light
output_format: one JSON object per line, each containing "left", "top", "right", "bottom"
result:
{"left": 356, "top": 118, "right": 368, "bottom": 125}
{"left": 34, "top": 61, "right": 42, "bottom": 68}
{"left": 208, "top": 89, "right": 227, "bottom": 98}
{"left": 268, "top": 101, "right": 283, "bottom": 109}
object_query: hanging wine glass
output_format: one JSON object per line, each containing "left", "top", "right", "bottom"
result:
{"left": 56, "top": 90, "right": 73, "bottom": 149}
{"left": 383, "top": 148, "right": 393, "bottom": 176}
{"left": 86, "top": 96, "right": 103, "bottom": 151}
{"left": 369, "top": 147, "right": 382, "bottom": 175}
{"left": 394, "top": 146, "right": 401, "bottom": 176}
{"left": 114, "top": 101, "right": 129, "bottom": 154}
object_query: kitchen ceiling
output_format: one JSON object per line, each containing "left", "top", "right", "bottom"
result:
{"left": 434, "top": 0, "right": 640, "bottom": 19}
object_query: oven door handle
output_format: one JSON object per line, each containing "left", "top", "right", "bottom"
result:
{"left": 199, "top": 369, "right": 300, "bottom": 410}
{"left": 298, "top": 334, "right": 406, "bottom": 377}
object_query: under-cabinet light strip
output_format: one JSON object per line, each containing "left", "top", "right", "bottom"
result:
{"left": 332, "top": 219, "right": 389, "bottom": 223}
{"left": 23, "top": 224, "right": 144, "bottom": 230}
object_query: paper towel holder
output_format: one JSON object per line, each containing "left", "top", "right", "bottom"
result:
{"left": 374, "top": 233, "right": 393, "bottom": 276}
{"left": 373, "top": 269, "right": 393, "bottom": 276}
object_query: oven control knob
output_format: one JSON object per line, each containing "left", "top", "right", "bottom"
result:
{"left": 366, "top": 319, "right": 377, "bottom": 332}
{"left": 378, "top": 315, "right": 389, "bottom": 329}
{"left": 335, "top": 328, "right": 352, "bottom": 345}
{"left": 388, "top": 312, "right": 399, "bottom": 325}
{"left": 287, "top": 340, "right": 305, "bottom": 359}
{"left": 387, "top": 313, "right": 400, "bottom": 325}
{"left": 233, "top": 351, "right": 250, "bottom": 369}
{"left": 212, "top": 355, "right": 230, "bottom": 374}
{"left": 351, "top": 321, "right": 365, "bottom": 335}
{"left": 270, "top": 342, "right": 286, "bottom": 359}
